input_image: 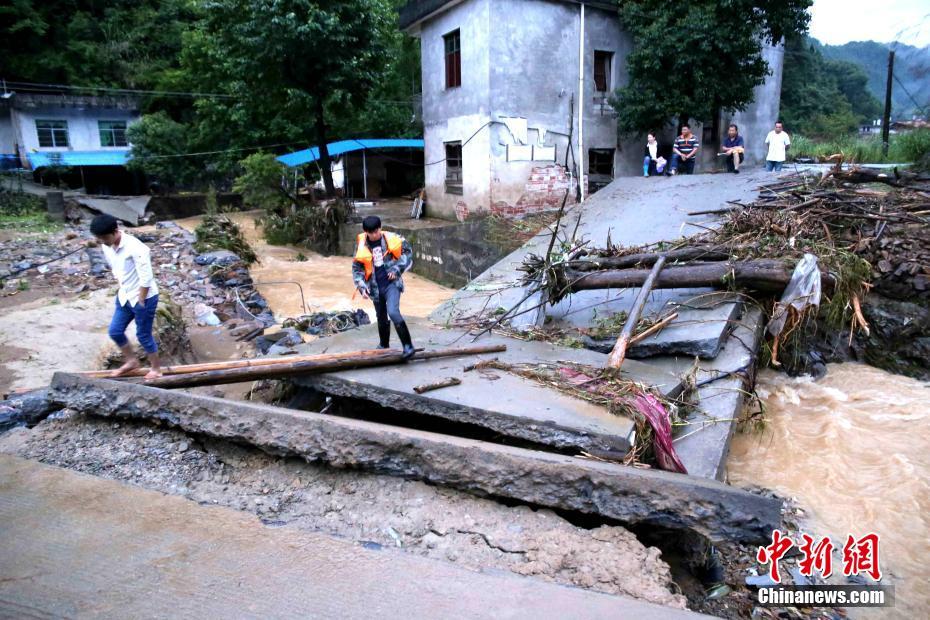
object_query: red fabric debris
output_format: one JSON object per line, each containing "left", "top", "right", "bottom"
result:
{"left": 627, "top": 392, "right": 688, "bottom": 474}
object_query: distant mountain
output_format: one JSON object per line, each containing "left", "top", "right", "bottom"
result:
{"left": 812, "top": 39, "right": 930, "bottom": 119}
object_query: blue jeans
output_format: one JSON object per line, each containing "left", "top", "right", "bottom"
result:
{"left": 765, "top": 160, "right": 784, "bottom": 172}
{"left": 374, "top": 282, "right": 403, "bottom": 326}
{"left": 670, "top": 153, "right": 695, "bottom": 174}
{"left": 109, "top": 294, "right": 159, "bottom": 354}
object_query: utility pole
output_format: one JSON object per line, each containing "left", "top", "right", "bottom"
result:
{"left": 882, "top": 50, "right": 895, "bottom": 157}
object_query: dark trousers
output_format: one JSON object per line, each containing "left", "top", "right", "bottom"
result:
{"left": 373, "top": 282, "right": 412, "bottom": 347}
{"left": 109, "top": 294, "right": 159, "bottom": 353}
{"left": 670, "top": 153, "right": 696, "bottom": 174}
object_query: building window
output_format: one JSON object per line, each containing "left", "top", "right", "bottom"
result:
{"left": 444, "top": 29, "right": 461, "bottom": 89}
{"left": 588, "top": 148, "right": 614, "bottom": 194}
{"left": 593, "top": 51, "right": 613, "bottom": 93}
{"left": 445, "top": 141, "right": 463, "bottom": 195}
{"left": 99, "top": 120, "right": 128, "bottom": 147}
{"left": 588, "top": 149, "right": 614, "bottom": 176}
{"left": 36, "top": 120, "right": 69, "bottom": 148}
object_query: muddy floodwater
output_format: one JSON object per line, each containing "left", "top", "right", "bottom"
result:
{"left": 176, "top": 211, "right": 454, "bottom": 321}
{"left": 728, "top": 363, "right": 930, "bottom": 618}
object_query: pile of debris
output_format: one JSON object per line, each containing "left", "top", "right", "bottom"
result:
{"left": 521, "top": 165, "right": 929, "bottom": 376}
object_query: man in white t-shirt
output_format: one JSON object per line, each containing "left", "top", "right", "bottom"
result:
{"left": 764, "top": 121, "right": 791, "bottom": 172}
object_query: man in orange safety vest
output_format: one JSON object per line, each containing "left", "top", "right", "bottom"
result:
{"left": 351, "top": 215, "right": 415, "bottom": 359}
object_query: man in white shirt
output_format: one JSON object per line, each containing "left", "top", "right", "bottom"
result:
{"left": 764, "top": 121, "right": 791, "bottom": 172}
{"left": 90, "top": 214, "right": 162, "bottom": 379}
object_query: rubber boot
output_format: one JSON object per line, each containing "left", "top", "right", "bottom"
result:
{"left": 377, "top": 319, "right": 391, "bottom": 349}
{"left": 395, "top": 321, "right": 415, "bottom": 360}
{"left": 643, "top": 162, "right": 650, "bottom": 177}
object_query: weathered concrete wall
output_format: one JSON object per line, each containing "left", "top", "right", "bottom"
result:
{"left": 417, "top": 0, "right": 633, "bottom": 217}
{"left": 339, "top": 218, "right": 510, "bottom": 288}
{"left": 50, "top": 372, "right": 783, "bottom": 544}
{"left": 419, "top": 0, "right": 492, "bottom": 219}
{"left": 148, "top": 193, "right": 245, "bottom": 221}
{"left": 727, "top": 43, "right": 785, "bottom": 165}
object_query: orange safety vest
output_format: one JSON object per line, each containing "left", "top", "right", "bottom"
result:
{"left": 354, "top": 232, "right": 404, "bottom": 282}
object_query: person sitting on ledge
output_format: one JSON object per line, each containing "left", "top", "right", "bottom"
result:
{"left": 720, "top": 123, "right": 745, "bottom": 174}
{"left": 670, "top": 124, "right": 700, "bottom": 175}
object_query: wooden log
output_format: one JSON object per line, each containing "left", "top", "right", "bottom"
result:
{"left": 136, "top": 344, "right": 508, "bottom": 389}
{"left": 830, "top": 167, "right": 917, "bottom": 187}
{"left": 566, "top": 247, "right": 729, "bottom": 272}
{"left": 413, "top": 377, "right": 462, "bottom": 394}
{"left": 564, "top": 260, "right": 836, "bottom": 295}
{"left": 78, "top": 348, "right": 422, "bottom": 379}
{"left": 607, "top": 256, "right": 666, "bottom": 369}
{"left": 629, "top": 312, "right": 679, "bottom": 346}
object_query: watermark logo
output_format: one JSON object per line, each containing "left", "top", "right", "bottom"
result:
{"left": 754, "top": 530, "right": 892, "bottom": 608}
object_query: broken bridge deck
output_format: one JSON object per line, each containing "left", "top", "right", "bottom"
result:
{"left": 288, "top": 319, "right": 686, "bottom": 454}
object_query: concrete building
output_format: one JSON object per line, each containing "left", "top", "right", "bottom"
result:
{"left": 0, "top": 92, "right": 141, "bottom": 193}
{"left": 399, "top": 0, "right": 784, "bottom": 221}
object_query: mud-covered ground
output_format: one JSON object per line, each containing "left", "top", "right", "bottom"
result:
{"left": 0, "top": 411, "right": 688, "bottom": 610}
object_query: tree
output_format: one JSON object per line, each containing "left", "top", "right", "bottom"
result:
{"left": 126, "top": 112, "right": 200, "bottom": 189}
{"left": 0, "top": 0, "right": 192, "bottom": 92}
{"left": 232, "top": 152, "right": 298, "bottom": 216}
{"left": 181, "top": 0, "right": 394, "bottom": 196}
{"left": 780, "top": 36, "right": 879, "bottom": 137}
{"left": 611, "top": 0, "right": 812, "bottom": 133}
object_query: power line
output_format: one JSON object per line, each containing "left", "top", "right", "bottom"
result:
{"left": 892, "top": 73, "right": 929, "bottom": 115}
{"left": 2, "top": 79, "right": 420, "bottom": 107}
{"left": 3, "top": 79, "right": 237, "bottom": 99}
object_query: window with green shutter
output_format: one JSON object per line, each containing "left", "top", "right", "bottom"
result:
{"left": 99, "top": 120, "right": 128, "bottom": 147}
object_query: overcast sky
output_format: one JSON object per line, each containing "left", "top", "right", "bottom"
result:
{"left": 809, "top": 0, "right": 930, "bottom": 46}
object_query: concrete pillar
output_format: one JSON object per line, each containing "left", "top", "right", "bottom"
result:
{"left": 46, "top": 191, "right": 65, "bottom": 221}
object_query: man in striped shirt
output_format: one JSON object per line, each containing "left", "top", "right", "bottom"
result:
{"left": 670, "top": 124, "right": 700, "bottom": 175}
{"left": 91, "top": 214, "right": 162, "bottom": 380}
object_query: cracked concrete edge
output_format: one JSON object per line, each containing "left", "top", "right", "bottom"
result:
{"left": 50, "top": 372, "right": 782, "bottom": 544}
{"left": 675, "top": 307, "right": 767, "bottom": 481}
{"left": 293, "top": 374, "right": 631, "bottom": 454}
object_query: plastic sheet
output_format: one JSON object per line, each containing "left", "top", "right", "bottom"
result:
{"left": 767, "top": 253, "right": 822, "bottom": 338}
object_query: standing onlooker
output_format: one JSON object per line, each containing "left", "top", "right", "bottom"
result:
{"left": 720, "top": 124, "right": 745, "bottom": 174}
{"left": 643, "top": 132, "right": 660, "bottom": 177}
{"left": 670, "top": 124, "right": 700, "bottom": 175}
{"left": 764, "top": 121, "right": 791, "bottom": 172}
{"left": 90, "top": 214, "right": 162, "bottom": 380}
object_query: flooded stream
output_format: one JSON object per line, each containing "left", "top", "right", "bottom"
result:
{"left": 176, "top": 211, "right": 454, "bottom": 321}
{"left": 727, "top": 363, "right": 930, "bottom": 618}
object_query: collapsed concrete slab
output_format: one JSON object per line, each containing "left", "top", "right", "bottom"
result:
{"left": 1, "top": 454, "right": 709, "bottom": 620}
{"left": 550, "top": 290, "right": 743, "bottom": 359}
{"left": 71, "top": 195, "right": 151, "bottom": 226}
{"left": 288, "top": 320, "right": 685, "bottom": 454}
{"left": 50, "top": 372, "right": 782, "bottom": 544}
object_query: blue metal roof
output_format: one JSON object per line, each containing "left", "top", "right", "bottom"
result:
{"left": 27, "top": 150, "right": 131, "bottom": 168}
{"left": 277, "top": 139, "right": 424, "bottom": 167}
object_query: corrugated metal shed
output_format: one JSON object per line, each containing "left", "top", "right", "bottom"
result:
{"left": 277, "top": 139, "right": 424, "bottom": 167}
{"left": 27, "top": 150, "right": 131, "bottom": 168}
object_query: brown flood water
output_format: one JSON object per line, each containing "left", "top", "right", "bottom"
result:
{"left": 175, "top": 211, "right": 454, "bottom": 321}
{"left": 728, "top": 363, "right": 930, "bottom": 618}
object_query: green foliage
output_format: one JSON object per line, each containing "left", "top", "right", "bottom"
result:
{"left": 893, "top": 129, "right": 930, "bottom": 163}
{"left": 612, "top": 0, "right": 811, "bottom": 132}
{"left": 233, "top": 153, "right": 294, "bottom": 216}
{"left": 126, "top": 112, "right": 199, "bottom": 189}
{"left": 816, "top": 40, "right": 930, "bottom": 118}
{"left": 180, "top": 0, "right": 398, "bottom": 188}
{"left": 194, "top": 213, "right": 258, "bottom": 265}
{"left": 262, "top": 201, "right": 352, "bottom": 255}
{"left": 2, "top": 0, "right": 420, "bottom": 190}
{"left": 0, "top": 0, "right": 193, "bottom": 93}
{"left": 780, "top": 36, "right": 884, "bottom": 138}
{"left": 788, "top": 130, "right": 930, "bottom": 163}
